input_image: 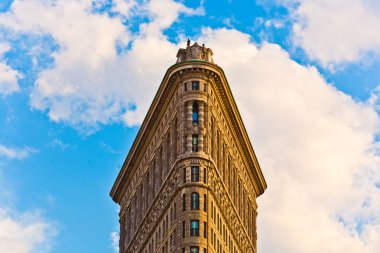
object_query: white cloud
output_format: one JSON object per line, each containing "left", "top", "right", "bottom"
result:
{"left": 199, "top": 28, "right": 380, "bottom": 253}
{"left": 110, "top": 0, "right": 136, "bottom": 16}
{"left": 51, "top": 139, "right": 69, "bottom": 150}
{"left": 0, "top": 208, "right": 53, "bottom": 253}
{"left": 0, "top": 0, "right": 202, "bottom": 131}
{"left": 0, "top": 43, "right": 21, "bottom": 95}
{"left": 283, "top": 0, "right": 380, "bottom": 66}
{"left": 264, "top": 19, "right": 284, "bottom": 29}
{"left": 110, "top": 231, "right": 119, "bottom": 253}
{"left": 0, "top": 145, "right": 38, "bottom": 160}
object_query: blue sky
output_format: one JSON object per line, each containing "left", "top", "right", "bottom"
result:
{"left": 0, "top": 1, "right": 380, "bottom": 253}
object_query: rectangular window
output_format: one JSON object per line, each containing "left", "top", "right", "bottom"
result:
{"left": 191, "top": 192, "right": 199, "bottom": 210}
{"left": 238, "top": 180, "right": 241, "bottom": 213}
{"left": 182, "top": 221, "right": 186, "bottom": 237}
{"left": 211, "top": 201, "right": 214, "bottom": 220}
{"left": 192, "top": 135, "right": 198, "bottom": 152}
{"left": 183, "top": 194, "right": 186, "bottom": 211}
{"left": 191, "top": 166, "right": 200, "bottom": 182}
{"left": 190, "top": 247, "right": 199, "bottom": 253}
{"left": 190, "top": 220, "right": 199, "bottom": 236}
{"left": 184, "top": 83, "right": 187, "bottom": 91}
{"left": 204, "top": 194, "right": 207, "bottom": 211}
{"left": 183, "top": 167, "right": 186, "bottom": 183}
{"left": 203, "top": 168, "right": 207, "bottom": 183}
{"left": 192, "top": 81, "right": 199, "bottom": 90}
{"left": 204, "top": 222, "right": 207, "bottom": 238}
{"left": 192, "top": 102, "right": 199, "bottom": 124}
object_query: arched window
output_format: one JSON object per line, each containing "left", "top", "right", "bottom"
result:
{"left": 191, "top": 192, "right": 200, "bottom": 210}
{"left": 192, "top": 102, "right": 199, "bottom": 123}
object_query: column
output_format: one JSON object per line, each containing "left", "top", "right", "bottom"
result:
{"left": 211, "top": 117, "right": 216, "bottom": 159}
{"left": 198, "top": 101, "right": 204, "bottom": 153}
{"left": 217, "top": 130, "right": 221, "bottom": 170}
{"left": 186, "top": 101, "right": 193, "bottom": 152}
{"left": 139, "top": 184, "right": 143, "bottom": 222}
{"left": 162, "top": 134, "right": 168, "bottom": 178}
{"left": 152, "top": 159, "right": 156, "bottom": 197}
{"left": 120, "top": 214, "right": 125, "bottom": 252}
{"left": 172, "top": 119, "right": 177, "bottom": 161}
{"left": 157, "top": 148, "right": 162, "bottom": 191}
{"left": 181, "top": 102, "right": 187, "bottom": 154}
{"left": 145, "top": 171, "right": 149, "bottom": 213}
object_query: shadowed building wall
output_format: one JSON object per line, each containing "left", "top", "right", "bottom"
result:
{"left": 110, "top": 41, "right": 267, "bottom": 253}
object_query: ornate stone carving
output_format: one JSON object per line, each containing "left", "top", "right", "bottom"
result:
{"left": 176, "top": 41, "right": 214, "bottom": 63}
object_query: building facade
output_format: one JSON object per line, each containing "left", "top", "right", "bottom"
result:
{"left": 110, "top": 42, "right": 267, "bottom": 253}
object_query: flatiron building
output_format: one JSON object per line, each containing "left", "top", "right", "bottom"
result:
{"left": 110, "top": 41, "right": 267, "bottom": 253}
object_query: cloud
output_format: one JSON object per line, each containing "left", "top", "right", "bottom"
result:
{"left": 110, "top": 231, "right": 119, "bottom": 253}
{"left": 0, "top": 43, "right": 21, "bottom": 95}
{"left": 282, "top": 0, "right": 380, "bottom": 66}
{"left": 0, "top": 144, "right": 38, "bottom": 160}
{"left": 199, "top": 27, "right": 380, "bottom": 252}
{"left": 0, "top": 208, "right": 53, "bottom": 253}
{"left": 0, "top": 0, "right": 203, "bottom": 131}
{"left": 51, "top": 139, "right": 69, "bottom": 150}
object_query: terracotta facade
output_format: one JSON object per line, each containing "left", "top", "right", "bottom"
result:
{"left": 110, "top": 42, "right": 267, "bottom": 253}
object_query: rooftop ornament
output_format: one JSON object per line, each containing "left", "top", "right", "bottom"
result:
{"left": 176, "top": 39, "right": 214, "bottom": 63}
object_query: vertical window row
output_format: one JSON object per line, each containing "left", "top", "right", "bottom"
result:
{"left": 210, "top": 200, "right": 240, "bottom": 253}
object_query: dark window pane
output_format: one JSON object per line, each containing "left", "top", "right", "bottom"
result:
{"left": 190, "top": 220, "right": 199, "bottom": 236}
{"left": 192, "top": 102, "right": 199, "bottom": 123}
{"left": 191, "top": 192, "right": 199, "bottom": 210}
{"left": 191, "top": 166, "right": 200, "bottom": 182}
{"left": 192, "top": 135, "right": 198, "bottom": 152}
{"left": 192, "top": 81, "right": 199, "bottom": 90}
{"left": 204, "top": 194, "right": 207, "bottom": 211}
{"left": 190, "top": 247, "right": 199, "bottom": 253}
